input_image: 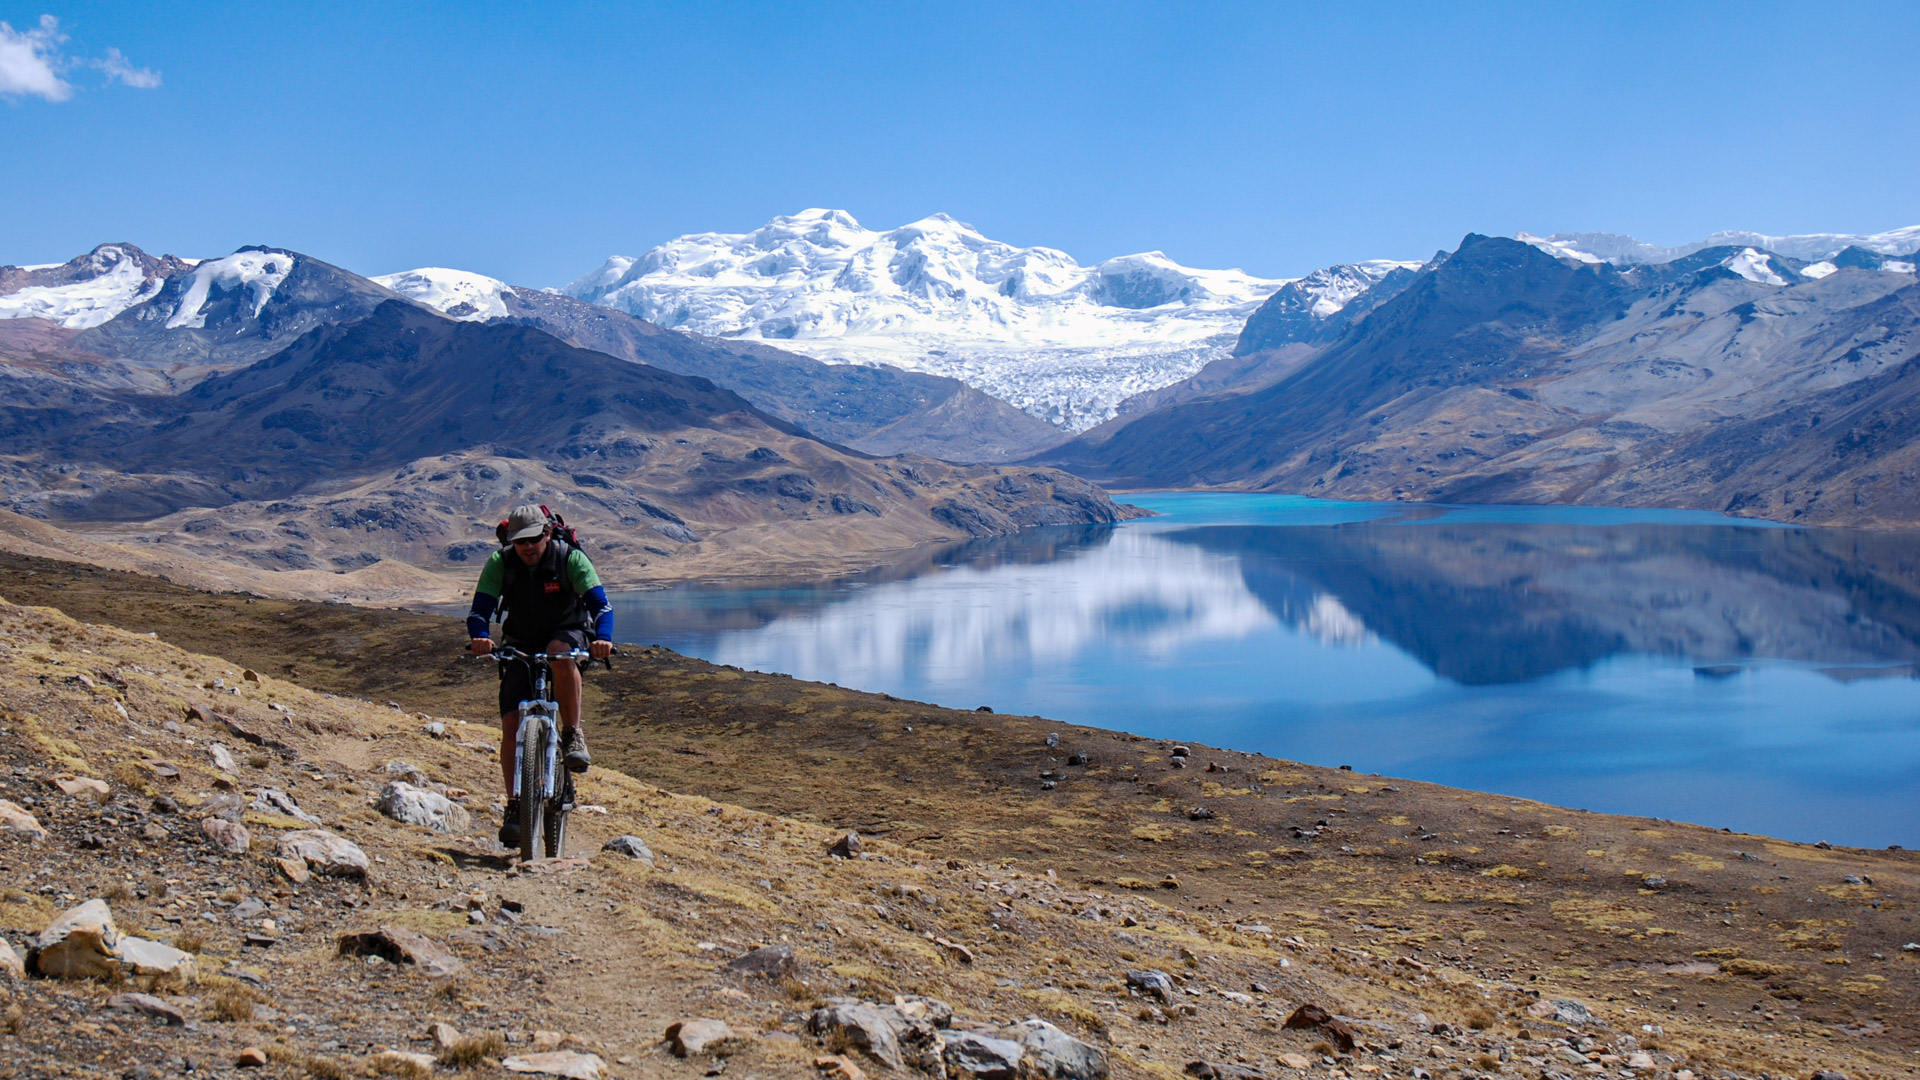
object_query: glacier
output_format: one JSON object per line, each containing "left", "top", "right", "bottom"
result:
{"left": 559, "top": 209, "right": 1307, "bottom": 432}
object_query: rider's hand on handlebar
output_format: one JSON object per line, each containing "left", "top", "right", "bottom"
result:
{"left": 470, "top": 637, "right": 495, "bottom": 656}
{"left": 589, "top": 639, "right": 613, "bottom": 661}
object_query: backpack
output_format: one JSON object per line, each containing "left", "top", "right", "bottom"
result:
{"left": 494, "top": 504, "right": 582, "bottom": 550}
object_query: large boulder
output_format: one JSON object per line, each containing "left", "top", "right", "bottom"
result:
{"left": 337, "top": 926, "right": 465, "bottom": 977}
{"left": 32, "top": 899, "right": 120, "bottom": 979}
{"left": 277, "top": 829, "right": 370, "bottom": 878}
{"left": 1003, "top": 1019, "right": 1108, "bottom": 1079}
{"left": 376, "top": 780, "right": 471, "bottom": 834}
{"left": 943, "top": 1030, "right": 1024, "bottom": 1079}
{"left": 118, "top": 936, "right": 198, "bottom": 977}
{"left": 809, "top": 1001, "right": 907, "bottom": 1073}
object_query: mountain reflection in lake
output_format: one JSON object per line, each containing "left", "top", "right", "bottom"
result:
{"left": 610, "top": 495, "right": 1920, "bottom": 846}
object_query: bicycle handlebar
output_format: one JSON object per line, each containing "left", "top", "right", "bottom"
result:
{"left": 486, "top": 646, "right": 592, "bottom": 662}
{"left": 474, "top": 644, "right": 615, "bottom": 669}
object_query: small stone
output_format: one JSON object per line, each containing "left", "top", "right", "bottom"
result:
{"left": 1126, "top": 969, "right": 1175, "bottom": 1003}
{"left": 376, "top": 780, "right": 472, "bottom": 834}
{"left": 666, "top": 1018, "right": 740, "bottom": 1057}
{"left": 52, "top": 774, "right": 110, "bottom": 798}
{"left": 1642, "top": 875, "right": 1667, "bottom": 889}
{"left": 200, "top": 818, "right": 252, "bottom": 855}
{"left": 815, "top": 1055, "right": 868, "bottom": 1080}
{"left": 1187, "top": 806, "right": 1215, "bottom": 820}
{"left": 1279, "top": 1053, "right": 1312, "bottom": 1070}
{"left": 373, "top": 1051, "right": 438, "bottom": 1073}
{"left": 1811, "top": 1072, "right": 1849, "bottom": 1080}
{"left": 274, "top": 857, "right": 311, "bottom": 884}
{"left": 1282, "top": 1003, "right": 1355, "bottom": 1053}
{"left": 236, "top": 1047, "right": 269, "bottom": 1068}
{"left": 602, "top": 835, "right": 654, "bottom": 863}
{"left": 531, "top": 1030, "right": 567, "bottom": 1050}
{"left": 424, "top": 721, "right": 447, "bottom": 738}
{"left": 277, "top": 829, "right": 370, "bottom": 878}
{"left": 33, "top": 898, "right": 121, "bottom": 979}
{"left": 151, "top": 794, "right": 179, "bottom": 814}
{"left": 207, "top": 743, "right": 237, "bottom": 773}
{"left": 249, "top": 788, "right": 321, "bottom": 825}
{"left": 1045, "top": 733, "right": 1060, "bottom": 748}
{"left": 242, "top": 669, "right": 260, "bottom": 682}
{"left": 1067, "top": 751, "right": 1089, "bottom": 766}
{"left": 829, "top": 832, "right": 862, "bottom": 858}
{"left": 337, "top": 926, "right": 465, "bottom": 977}
{"left": 429, "top": 1021, "right": 463, "bottom": 1049}
{"left": 726, "top": 944, "right": 795, "bottom": 978}
{"left": 1627, "top": 1052, "right": 1656, "bottom": 1070}
{"left": 1184, "top": 1063, "right": 1267, "bottom": 1079}
{"left": 107, "top": 992, "right": 186, "bottom": 1025}
{"left": 0, "top": 798, "right": 47, "bottom": 841}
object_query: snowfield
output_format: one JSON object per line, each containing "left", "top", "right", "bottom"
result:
{"left": 165, "top": 250, "right": 297, "bottom": 329}
{"left": 559, "top": 209, "right": 1304, "bottom": 432}
{"left": 0, "top": 245, "right": 167, "bottom": 329}
{"left": 371, "top": 267, "right": 513, "bottom": 322}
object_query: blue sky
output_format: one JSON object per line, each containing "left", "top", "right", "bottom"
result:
{"left": 4, "top": 1, "right": 1917, "bottom": 286}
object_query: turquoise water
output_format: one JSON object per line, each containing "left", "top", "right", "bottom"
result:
{"left": 611, "top": 495, "right": 1920, "bottom": 847}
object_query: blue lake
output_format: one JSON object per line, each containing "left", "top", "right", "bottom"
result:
{"left": 610, "top": 494, "right": 1920, "bottom": 848}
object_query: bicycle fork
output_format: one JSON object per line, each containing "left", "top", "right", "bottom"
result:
{"left": 511, "top": 703, "right": 559, "bottom": 799}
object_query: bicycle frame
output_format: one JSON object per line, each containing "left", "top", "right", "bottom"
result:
{"left": 488, "top": 646, "right": 592, "bottom": 861}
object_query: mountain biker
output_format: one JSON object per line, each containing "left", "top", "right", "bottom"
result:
{"left": 466, "top": 504, "right": 614, "bottom": 849}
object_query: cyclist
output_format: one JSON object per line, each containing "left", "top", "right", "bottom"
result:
{"left": 467, "top": 504, "right": 614, "bottom": 848}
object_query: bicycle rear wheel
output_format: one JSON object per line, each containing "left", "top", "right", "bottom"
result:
{"left": 519, "top": 719, "right": 552, "bottom": 861}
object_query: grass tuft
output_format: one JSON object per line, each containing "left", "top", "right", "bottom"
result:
{"left": 438, "top": 1033, "right": 505, "bottom": 1070}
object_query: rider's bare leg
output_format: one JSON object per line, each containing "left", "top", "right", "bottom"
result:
{"left": 548, "top": 637, "right": 582, "bottom": 735}
{"left": 497, "top": 710, "right": 521, "bottom": 796}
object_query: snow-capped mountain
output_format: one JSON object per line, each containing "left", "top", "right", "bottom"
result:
{"left": 0, "top": 244, "right": 194, "bottom": 329}
{"left": 1518, "top": 225, "right": 1920, "bottom": 266}
{"left": 370, "top": 267, "right": 513, "bottom": 321}
{"left": 561, "top": 209, "right": 1307, "bottom": 432}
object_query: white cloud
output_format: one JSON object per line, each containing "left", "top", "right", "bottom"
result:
{"left": 0, "top": 15, "right": 71, "bottom": 102}
{"left": 95, "top": 46, "right": 160, "bottom": 89}
{"left": 0, "top": 15, "right": 160, "bottom": 103}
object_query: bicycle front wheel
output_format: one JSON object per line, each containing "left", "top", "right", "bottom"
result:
{"left": 544, "top": 773, "right": 572, "bottom": 859}
{"left": 519, "top": 720, "right": 552, "bottom": 861}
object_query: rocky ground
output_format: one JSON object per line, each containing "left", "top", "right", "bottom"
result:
{"left": 0, "top": 551, "right": 1915, "bottom": 1080}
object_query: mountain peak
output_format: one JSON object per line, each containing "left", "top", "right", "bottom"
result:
{"left": 562, "top": 214, "right": 1297, "bottom": 432}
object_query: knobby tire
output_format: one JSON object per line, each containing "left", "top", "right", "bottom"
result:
{"left": 519, "top": 719, "right": 551, "bottom": 862}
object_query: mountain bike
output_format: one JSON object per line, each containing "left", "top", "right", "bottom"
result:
{"left": 485, "top": 646, "right": 609, "bottom": 861}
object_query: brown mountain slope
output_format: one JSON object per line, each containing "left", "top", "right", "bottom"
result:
{"left": 0, "top": 553, "right": 1913, "bottom": 1080}
{"left": 0, "top": 303, "right": 1134, "bottom": 603}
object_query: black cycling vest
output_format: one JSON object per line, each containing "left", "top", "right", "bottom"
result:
{"left": 498, "top": 539, "right": 590, "bottom": 644}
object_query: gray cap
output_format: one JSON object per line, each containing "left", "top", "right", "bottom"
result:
{"left": 503, "top": 504, "right": 549, "bottom": 542}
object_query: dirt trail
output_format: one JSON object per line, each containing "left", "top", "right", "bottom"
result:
{"left": 0, "top": 551, "right": 1914, "bottom": 1080}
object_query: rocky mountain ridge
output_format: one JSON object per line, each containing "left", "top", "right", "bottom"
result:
{"left": 1043, "top": 232, "right": 1920, "bottom": 527}
{"left": 0, "top": 302, "right": 1137, "bottom": 605}
{"left": 0, "top": 243, "right": 1062, "bottom": 463}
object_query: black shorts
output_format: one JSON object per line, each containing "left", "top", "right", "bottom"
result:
{"left": 497, "top": 630, "right": 590, "bottom": 716}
